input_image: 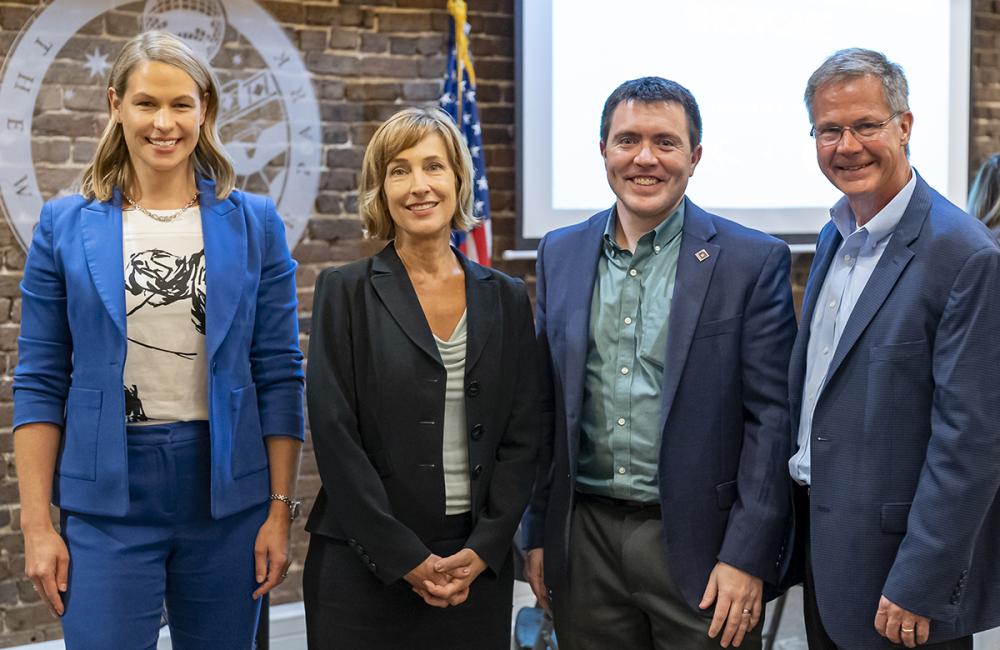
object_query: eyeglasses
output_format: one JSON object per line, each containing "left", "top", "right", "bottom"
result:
{"left": 810, "top": 111, "right": 902, "bottom": 147}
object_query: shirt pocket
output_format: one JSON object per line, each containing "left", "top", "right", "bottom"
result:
{"left": 638, "top": 296, "right": 670, "bottom": 369}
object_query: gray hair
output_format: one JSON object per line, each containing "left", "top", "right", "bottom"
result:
{"left": 804, "top": 48, "right": 909, "bottom": 124}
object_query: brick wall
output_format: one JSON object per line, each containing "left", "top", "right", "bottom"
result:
{"left": 0, "top": 0, "right": 996, "bottom": 645}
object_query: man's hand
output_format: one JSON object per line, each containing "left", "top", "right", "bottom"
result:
{"left": 404, "top": 554, "right": 450, "bottom": 607}
{"left": 423, "top": 548, "right": 488, "bottom": 606}
{"left": 699, "top": 561, "right": 763, "bottom": 648}
{"left": 875, "top": 595, "right": 930, "bottom": 647}
{"left": 524, "top": 548, "right": 551, "bottom": 615}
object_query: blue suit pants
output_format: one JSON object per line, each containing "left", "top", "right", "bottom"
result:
{"left": 59, "top": 421, "right": 268, "bottom": 650}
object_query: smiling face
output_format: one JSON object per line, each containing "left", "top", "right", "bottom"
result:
{"left": 383, "top": 132, "right": 458, "bottom": 244}
{"left": 601, "top": 100, "right": 702, "bottom": 227}
{"left": 110, "top": 60, "right": 206, "bottom": 189}
{"left": 811, "top": 74, "right": 912, "bottom": 222}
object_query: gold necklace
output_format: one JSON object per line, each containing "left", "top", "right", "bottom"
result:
{"left": 125, "top": 192, "right": 199, "bottom": 223}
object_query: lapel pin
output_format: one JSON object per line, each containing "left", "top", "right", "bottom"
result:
{"left": 695, "top": 249, "right": 710, "bottom": 262}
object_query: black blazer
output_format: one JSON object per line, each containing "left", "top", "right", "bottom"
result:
{"left": 305, "top": 242, "right": 541, "bottom": 585}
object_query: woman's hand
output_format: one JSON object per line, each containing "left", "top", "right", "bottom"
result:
{"left": 15, "top": 423, "right": 68, "bottom": 616}
{"left": 23, "top": 524, "right": 69, "bottom": 616}
{"left": 254, "top": 436, "right": 301, "bottom": 599}
{"left": 251, "top": 508, "right": 292, "bottom": 600}
{"left": 405, "top": 554, "right": 452, "bottom": 607}
{"left": 423, "top": 548, "right": 488, "bottom": 606}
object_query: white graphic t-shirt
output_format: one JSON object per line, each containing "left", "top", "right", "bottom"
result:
{"left": 122, "top": 206, "right": 208, "bottom": 424}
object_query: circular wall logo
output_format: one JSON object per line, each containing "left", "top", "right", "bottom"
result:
{"left": 0, "top": 0, "right": 322, "bottom": 252}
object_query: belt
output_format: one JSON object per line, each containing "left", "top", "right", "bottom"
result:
{"left": 576, "top": 491, "right": 661, "bottom": 517}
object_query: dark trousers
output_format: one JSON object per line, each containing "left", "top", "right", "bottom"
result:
{"left": 60, "top": 421, "right": 267, "bottom": 650}
{"left": 303, "top": 513, "right": 514, "bottom": 650}
{"left": 553, "top": 493, "right": 762, "bottom": 650}
{"left": 797, "top": 486, "right": 972, "bottom": 650}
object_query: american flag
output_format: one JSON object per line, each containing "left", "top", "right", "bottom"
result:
{"left": 441, "top": 7, "right": 492, "bottom": 266}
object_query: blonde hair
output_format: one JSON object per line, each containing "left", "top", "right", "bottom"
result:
{"left": 359, "top": 106, "right": 477, "bottom": 240}
{"left": 80, "top": 30, "right": 234, "bottom": 201}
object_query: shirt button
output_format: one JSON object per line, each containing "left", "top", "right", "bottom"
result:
{"left": 822, "top": 346, "right": 830, "bottom": 355}
{"left": 624, "top": 317, "right": 632, "bottom": 325}
{"left": 620, "top": 366, "right": 629, "bottom": 375}
{"left": 617, "top": 467, "right": 626, "bottom": 475}
{"left": 629, "top": 269, "right": 638, "bottom": 277}
{"left": 654, "top": 245, "right": 661, "bottom": 253}
{"left": 828, "top": 300, "right": 837, "bottom": 309}
{"left": 617, "top": 417, "right": 626, "bottom": 426}
{"left": 843, "top": 254, "right": 852, "bottom": 263}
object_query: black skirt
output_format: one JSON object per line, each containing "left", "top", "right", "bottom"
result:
{"left": 303, "top": 514, "right": 514, "bottom": 649}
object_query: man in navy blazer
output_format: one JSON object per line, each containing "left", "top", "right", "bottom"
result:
{"left": 523, "top": 77, "right": 796, "bottom": 649}
{"left": 789, "top": 48, "right": 1000, "bottom": 650}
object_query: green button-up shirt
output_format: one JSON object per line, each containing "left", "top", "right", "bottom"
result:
{"left": 576, "top": 202, "right": 685, "bottom": 502}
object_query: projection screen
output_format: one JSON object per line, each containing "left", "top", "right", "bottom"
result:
{"left": 516, "top": 0, "right": 972, "bottom": 248}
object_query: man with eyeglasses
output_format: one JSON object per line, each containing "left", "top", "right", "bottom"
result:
{"left": 788, "top": 48, "right": 1000, "bottom": 649}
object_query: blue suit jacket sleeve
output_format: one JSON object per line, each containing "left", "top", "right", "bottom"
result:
{"left": 522, "top": 233, "right": 555, "bottom": 550}
{"left": 14, "top": 201, "right": 72, "bottom": 430}
{"left": 882, "top": 246, "right": 1000, "bottom": 619}
{"left": 716, "top": 241, "right": 796, "bottom": 582}
{"left": 250, "top": 197, "right": 305, "bottom": 439}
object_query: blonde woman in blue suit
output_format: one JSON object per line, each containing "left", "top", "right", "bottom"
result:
{"left": 13, "top": 31, "right": 303, "bottom": 649}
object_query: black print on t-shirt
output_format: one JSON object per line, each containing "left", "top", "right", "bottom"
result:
{"left": 124, "top": 248, "right": 207, "bottom": 359}
{"left": 124, "top": 384, "right": 148, "bottom": 423}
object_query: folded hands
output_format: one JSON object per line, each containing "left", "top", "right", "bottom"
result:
{"left": 404, "top": 548, "right": 487, "bottom": 608}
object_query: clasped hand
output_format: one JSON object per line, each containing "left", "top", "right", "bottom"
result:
{"left": 404, "top": 548, "right": 486, "bottom": 608}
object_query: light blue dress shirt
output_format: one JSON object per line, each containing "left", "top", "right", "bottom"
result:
{"left": 789, "top": 173, "right": 917, "bottom": 485}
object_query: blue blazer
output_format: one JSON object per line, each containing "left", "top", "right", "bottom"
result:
{"left": 13, "top": 176, "right": 304, "bottom": 519}
{"left": 523, "top": 199, "right": 797, "bottom": 611}
{"left": 789, "top": 174, "right": 1000, "bottom": 648}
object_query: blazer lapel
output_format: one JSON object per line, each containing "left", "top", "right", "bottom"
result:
{"left": 200, "top": 177, "right": 245, "bottom": 362}
{"left": 659, "top": 200, "right": 718, "bottom": 430}
{"left": 559, "top": 212, "right": 607, "bottom": 458}
{"left": 789, "top": 221, "right": 841, "bottom": 404}
{"left": 823, "top": 178, "right": 929, "bottom": 383}
{"left": 81, "top": 195, "right": 126, "bottom": 339}
{"left": 457, "top": 251, "right": 497, "bottom": 373}
{"left": 370, "top": 243, "right": 442, "bottom": 365}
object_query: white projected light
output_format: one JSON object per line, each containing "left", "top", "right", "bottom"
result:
{"left": 518, "top": 0, "right": 971, "bottom": 243}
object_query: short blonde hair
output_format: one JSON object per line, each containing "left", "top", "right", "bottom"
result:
{"left": 359, "top": 106, "right": 477, "bottom": 240}
{"left": 80, "top": 30, "right": 235, "bottom": 201}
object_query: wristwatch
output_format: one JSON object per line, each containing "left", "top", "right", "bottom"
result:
{"left": 269, "top": 493, "right": 302, "bottom": 521}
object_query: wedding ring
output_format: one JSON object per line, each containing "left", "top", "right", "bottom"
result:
{"left": 901, "top": 626, "right": 915, "bottom": 633}
{"left": 742, "top": 608, "right": 752, "bottom": 615}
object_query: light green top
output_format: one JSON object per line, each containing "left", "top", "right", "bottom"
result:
{"left": 577, "top": 202, "right": 685, "bottom": 502}
{"left": 435, "top": 310, "right": 471, "bottom": 515}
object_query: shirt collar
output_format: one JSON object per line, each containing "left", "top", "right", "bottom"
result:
{"left": 603, "top": 200, "right": 686, "bottom": 257}
{"left": 830, "top": 171, "right": 917, "bottom": 245}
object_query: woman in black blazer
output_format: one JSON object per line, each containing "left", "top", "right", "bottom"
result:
{"left": 302, "top": 106, "right": 541, "bottom": 649}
